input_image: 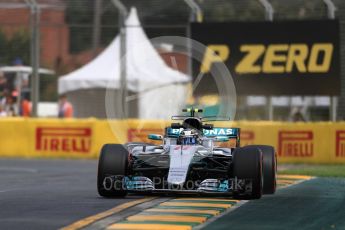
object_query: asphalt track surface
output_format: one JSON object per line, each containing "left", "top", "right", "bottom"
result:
{"left": 0, "top": 159, "right": 145, "bottom": 230}
{"left": 205, "top": 177, "right": 345, "bottom": 230}
{"left": 1, "top": 159, "right": 345, "bottom": 230}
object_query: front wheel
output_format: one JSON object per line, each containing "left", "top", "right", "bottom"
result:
{"left": 249, "top": 145, "right": 277, "bottom": 194}
{"left": 97, "top": 144, "right": 129, "bottom": 198}
{"left": 232, "top": 146, "right": 263, "bottom": 199}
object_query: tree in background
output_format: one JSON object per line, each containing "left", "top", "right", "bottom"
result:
{"left": 0, "top": 29, "right": 30, "bottom": 66}
{"left": 65, "top": 0, "right": 94, "bottom": 54}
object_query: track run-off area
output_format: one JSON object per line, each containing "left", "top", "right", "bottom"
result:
{"left": 0, "top": 159, "right": 344, "bottom": 230}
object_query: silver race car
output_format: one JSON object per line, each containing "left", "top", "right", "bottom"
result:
{"left": 97, "top": 108, "right": 277, "bottom": 199}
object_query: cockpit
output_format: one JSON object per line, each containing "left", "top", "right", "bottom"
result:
{"left": 182, "top": 118, "right": 203, "bottom": 131}
{"left": 177, "top": 129, "right": 200, "bottom": 145}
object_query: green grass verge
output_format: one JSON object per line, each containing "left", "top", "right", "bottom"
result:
{"left": 279, "top": 164, "right": 345, "bottom": 178}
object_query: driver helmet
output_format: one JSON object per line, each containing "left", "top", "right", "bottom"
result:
{"left": 178, "top": 129, "right": 200, "bottom": 145}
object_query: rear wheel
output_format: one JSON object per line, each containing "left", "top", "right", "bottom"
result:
{"left": 250, "top": 145, "right": 277, "bottom": 194}
{"left": 97, "top": 144, "right": 129, "bottom": 198}
{"left": 232, "top": 146, "right": 263, "bottom": 199}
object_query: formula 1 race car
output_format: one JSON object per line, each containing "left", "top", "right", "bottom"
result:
{"left": 97, "top": 108, "right": 277, "bottom": 199}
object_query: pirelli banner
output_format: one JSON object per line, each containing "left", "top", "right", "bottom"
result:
{"left": 191, "top": 20, "right": 340, "bottom": 95}
{"left": 0, "top": 119, "right": 96, "bottom": 158}
{"left": 0, "top": 119, "right": 345, "bottom": 163}
{"left": 0, "top": 118, "right": 121, "bottom": 159}
{"left": 234, "top": 122, "right": 345, "bottom": 163}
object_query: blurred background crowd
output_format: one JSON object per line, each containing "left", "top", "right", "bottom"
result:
{"left": 0, "top": 0, "right": 344, "bottom": 121}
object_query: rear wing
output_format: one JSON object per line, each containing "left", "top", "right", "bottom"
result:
{"left": 166, "top": 127, "right": 241, "bottom": 147}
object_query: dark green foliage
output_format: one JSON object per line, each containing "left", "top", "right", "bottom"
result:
{"left": 40, "top": 75, "right": 58, "bottom": 102}
{"left": 65, "top": 0, "right": 94, "bottom": 53}
{"left": 0, "top": 29, "right": 30, "bottom": 66}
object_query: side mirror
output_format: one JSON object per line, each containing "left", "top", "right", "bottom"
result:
{"left": 148, "top": 134, "right": 163, "bottom": 141}
{"left": 215, "top": 136, "right": 229, "bottom": 142}
{"left": 171, "top": 123, "right": 182, "bottom": 129}
{"left": 203, "top": 124, "right": 214, "bottom": 130}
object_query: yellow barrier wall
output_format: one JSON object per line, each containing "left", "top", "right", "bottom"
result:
{"left": 0, "top": 118, "right": 345, "bottom": 163}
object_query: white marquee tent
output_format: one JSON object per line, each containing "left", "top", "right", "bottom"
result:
{"left": 58, "top": 8, "right": 190, "bottom": 118}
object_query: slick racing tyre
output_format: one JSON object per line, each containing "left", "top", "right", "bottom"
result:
{"left": 232, "top": 146, "right": 263, "bottom": 199}
{"left": 250, "top": 145, "right": 277, "bottom": 194}
{"left": 97, "top": 144, "right": 129, "bottom": 198}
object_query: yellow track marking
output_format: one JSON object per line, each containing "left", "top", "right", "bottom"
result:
{"left": 62, "top": 175, "right": 312, "bottom": 230}
{"left": 146, "top": 208, "right": 221, "bottom": 215}
{"left": 127, "top": 215, "right": 207, "bottom": 223}
{"left": 277, "top": 179, "right": 297, "bottom": 184}
{"left": 160, "top": 202, "right": 231, "bottom": 209}
{"left": 108, "top": 223, "right": 192, "bottom": 230}
{"left": 173, "top": 198, "right": 239, "bottom": 202}
{"left": 278, "top": 175, "right": 312, "bottom": 180}
{"left": 60, "top": 197, "right": 155, "bottom": 230}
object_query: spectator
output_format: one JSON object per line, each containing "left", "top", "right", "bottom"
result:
{"left": 0, "top": 89, "right": 9, "bottom": 108}
{"left": 58, "top": 94, "right": 73, "bottom": 118}
{"left": 0, "top": 104, "right": 6, "bottom": 117}
{"left": 12, "top": 57, "right": 23, "bottom": 66}
{"left": 291, "top": 107, "right": 306, "bottom": 122}
{"left": 7, "top": 106, "right": 16, "bottom": 117}
{"left": 20, "top": 93, "right": 32, "bottom": 117}
{"left": 5, "top": 92, "right": 17, "bottom": 117}
{"left": 0, "top": 71, "right": 7, "bottom": 93}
